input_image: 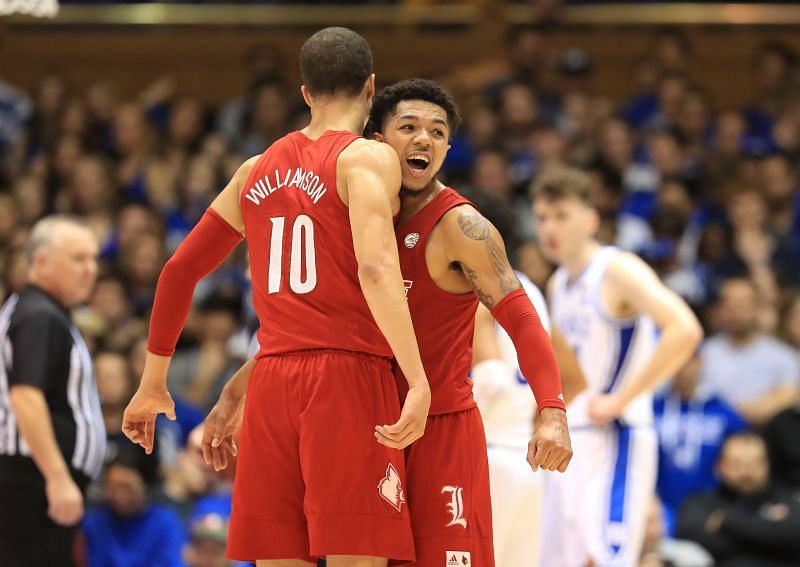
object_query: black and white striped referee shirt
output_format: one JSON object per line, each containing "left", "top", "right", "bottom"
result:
{"left": 0, "top": 285, "right": 105, "bottom": 487}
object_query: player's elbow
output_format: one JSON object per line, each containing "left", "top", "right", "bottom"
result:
{"left": 357, "top": 258, "right": 388, "bottom": 286}
{"left": 679, "top": 316, "right": 704, "bottom": 351}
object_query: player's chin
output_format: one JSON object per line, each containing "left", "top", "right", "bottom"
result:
{"left": 400, "top": 180, "right": 429, "bottom": 194}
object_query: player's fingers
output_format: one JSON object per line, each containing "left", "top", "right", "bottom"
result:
{"left": 212, "top": 446, "right": 225, "bottom": 471}
{"left": 534, "top": 440, "right": 554, "bottom": 469}
{"left": 374, "top": 431, "right": 404, "bottom": 450}
{"left": 224, "top": 438, "right": 238, "bottom": 457}
{"left": 209, "top": 416, "right": 226, "bottom": 448}
{"left": 377, "top": 418, "right": 411, "bottom": 436}
{"left": 144, "top": 418, "right": 155, "bottom": 454}
{"left": 201, "top": 440, "right": 213, "bottom": 467}
{"left": 556, "top": 451, "right": 572, "bottom": 473}
{"left": 526, "top": 442, "right": 539, "bottom": 472}
{"left": 386, "top": 429, "right": 419, "bottom": 449}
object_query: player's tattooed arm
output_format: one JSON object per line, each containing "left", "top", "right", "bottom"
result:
{"left": 448, "top": 207, "right": 522, "bottom": 309}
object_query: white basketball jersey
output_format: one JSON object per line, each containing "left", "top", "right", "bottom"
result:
{"left": 550, "top": 247, "right": 656, "bottom": 428}
{"left": 483, "top": 272, "right": 551, "bottom": 449}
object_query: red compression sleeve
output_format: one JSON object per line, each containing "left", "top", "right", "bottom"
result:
{"left": 147, "top": 208, "right": 243, "bottom": 356}
{"left": 491, "top": 289, "right": 566, "bottom": 411}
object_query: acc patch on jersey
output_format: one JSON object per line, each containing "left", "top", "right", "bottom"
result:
{"left": 404, "top": 232, "right": 420, "bottom": 248}
{"left": 446, "top": 551, "right": 471, "bottom": 566}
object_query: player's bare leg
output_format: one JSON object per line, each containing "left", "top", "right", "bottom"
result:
{"left": 256, "top": 560, "right": 314, "bottom": 567}
{"left": 327, "top": 556, "right": 387, "bottom": 567}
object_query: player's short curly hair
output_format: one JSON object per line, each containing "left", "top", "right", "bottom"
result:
{"left": 365, "top": 78, "right": 462, "bottom": 138}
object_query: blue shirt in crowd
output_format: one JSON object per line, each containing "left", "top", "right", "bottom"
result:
{"left": 653, "top": 393, "right": 748, "bottom": 535}
{"left": 83, "top": 503, "right": 186, "bottom": 567}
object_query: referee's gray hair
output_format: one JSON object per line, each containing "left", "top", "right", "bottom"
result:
{"left": 26, "top": 215, "right": 89, "bottom": 262}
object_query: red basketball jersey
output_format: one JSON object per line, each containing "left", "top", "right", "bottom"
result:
{"left": 241, "top": 130, "right": 391, "bottom": 358}
{"left": 394, "top": 188, "right": 479, "bottom": 415}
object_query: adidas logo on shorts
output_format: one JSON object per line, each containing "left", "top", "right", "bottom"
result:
{"left": 446, "top": 551, "right": 471, "bottom": 566}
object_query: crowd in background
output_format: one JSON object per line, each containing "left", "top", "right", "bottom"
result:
{"left": 3, "top": 23, "right": 800, "bottom": 567}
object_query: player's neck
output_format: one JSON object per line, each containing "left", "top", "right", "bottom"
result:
{"left": 563, "top": 240, "right": 601, "bottom": 279}
{"left": 302, "top": 100, "right": 366, "bottom": 138}
{"left": 398, "top": 180, "right": 445, "bottom": 222}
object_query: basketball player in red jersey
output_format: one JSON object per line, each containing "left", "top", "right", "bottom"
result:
{"left": 121, "top": 29, "right": 431, "bottom": 566}
{"left": 202, "top": 79, "right": 572, "bottom": 566}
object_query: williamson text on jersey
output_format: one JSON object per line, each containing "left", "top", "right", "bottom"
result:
{"left": 245, "top": 167, "right": 327, "bottom": 206}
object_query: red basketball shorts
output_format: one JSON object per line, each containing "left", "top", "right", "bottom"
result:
{"left": 404, "top": 406, "right": 495, "bottom": 567}
{"left": 227, "top": 350, "right": 414, "bottom": 563}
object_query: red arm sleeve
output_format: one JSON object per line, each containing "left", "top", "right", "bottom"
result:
{"left": 147, "top": 208, "right": 243, "bottom": 356}
{"left": 491, "top": 289, "right": 566, "bottom": 411}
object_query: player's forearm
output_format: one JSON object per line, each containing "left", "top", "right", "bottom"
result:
{"left": 492, "top": 290, "right": 565, "bottom": 411}
{"left": 138, "top": 352, "right": 172, "bottom": 391}
{"left": 358, "top": 259, "right": 428, "bottom": 387}
{"left": 618, "top": 318, "right": 702, "bottom": 407}
{"left": 146, "top": 209, "right": 242, "bottom": 357}
{"left": 9, "top": 386, "right": 72, "bottom": 483}
{"left": 223, "top": 358, "right": 257, "bottom": 401}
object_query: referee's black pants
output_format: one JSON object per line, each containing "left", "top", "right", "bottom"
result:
{"left": 0, "top": 481, "right": 80, "bottom": 567}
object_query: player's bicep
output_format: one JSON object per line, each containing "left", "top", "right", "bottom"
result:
{"left": 608, "top": 254, "right": 694, "bottom": 328}
{"left": 209, "top": 155, "right": 258, "bottom": 236}
{"left": 346, "top": 152, "right": 401, "bottom": 268}
{"left": 446, "top": 208, "right": 521, "bottom": 309}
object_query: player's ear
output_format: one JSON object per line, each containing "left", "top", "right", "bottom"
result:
{"left": 587, "top": 206, "right": 601, "bottom": 236}
{"left": 366, "top": 74, "right": 376, "bottom": 100}
{"left": 300, "top": 85, "right": 313, "bottom": 108}
{"left": 372, "top": 132, "right": 385, "bottom": 142}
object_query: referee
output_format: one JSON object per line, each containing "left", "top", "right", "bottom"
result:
{"left": 0, "top": 216, "right": 105, "bottom": 566}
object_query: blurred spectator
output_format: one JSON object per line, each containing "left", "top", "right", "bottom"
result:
{"left": 699, "top": 278, "right": 800, "bottom": 426}
{"left": 216, "top": 42, "right": 288, "bottom": 145}
{"left": 0, "top": 76, "right": 32, "bottom": 184}
{"left": 714, "top": 186, "right": 800, "bottom": 310}
{"left": 654, "top": 353, "right": 748, "bottom": 535}
{"left": 167, "top": 290, "right": 245, "bottom": 412}
{"left": 640, "top": 496, "right": 713, "bottom": 567}
{"left": 183, "top": 512, "right": 230, "bottom": 567}
{"left": 745, "top": 42, "right": 798, "bottom": 148}
{"left": 757, "top": 154, "right": 799, "bottom": 242}
{"left": 83, "top": 443, "right": 186, "bottom": 567}
{"left": 763, "top": 404, "right": 800, "bottom": 490}
{"left": 676, "top": 433, "right": 800, "bottom": 567}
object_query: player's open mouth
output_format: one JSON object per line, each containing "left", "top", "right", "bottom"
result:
{"left": 405, "top": 153, "right": 430, "bottom": 178}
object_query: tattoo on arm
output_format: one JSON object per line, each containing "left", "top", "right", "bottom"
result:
{"left": 459, "top": 261, "right": 495, "bottom": 308}
{"left": 487, "top": 238, "right": 522, "bottom": 295}
{"left": 456, "top": 211, "right": 522, "bottom": 307}
{"left": 457, "top": 212, "right": 490, "bottom": 240}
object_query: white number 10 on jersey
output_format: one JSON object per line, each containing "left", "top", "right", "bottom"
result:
{"left": 268, "top": 215, "right": 317, "bottom": 294}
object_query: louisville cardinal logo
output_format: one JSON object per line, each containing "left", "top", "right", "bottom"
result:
{"left": 377, "top": 463, "right": 406, "bottom": 512}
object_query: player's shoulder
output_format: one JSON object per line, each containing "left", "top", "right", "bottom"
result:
{"left": 338, "top": 138, "right": 397, "bottom": 170}
{"left": 234, "top": 155, "right": 261, "bottom": 183}
{"left": 440, "top": 203, "right": 494, "bottom": 241}
{"left": 606, "top": 249, "right": 657, "bottom": 281}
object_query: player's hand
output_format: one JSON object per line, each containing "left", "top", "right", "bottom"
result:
{"left": 201, "top": 387, "right": 244, "bottom": 471}
{"left": 122, "top": 386, "right": 176, "bottom": 454}
{"left": 46, "top": 472, "right": 84, "bottom": 526}
{"left": 375, "top": 382, "right": 431, "bottom": 449}
{"left": 588, "top": 393, "right": 625, "bottom": 425}
{"left": 528, "top": 407, "right": 572, "bottom": 473}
